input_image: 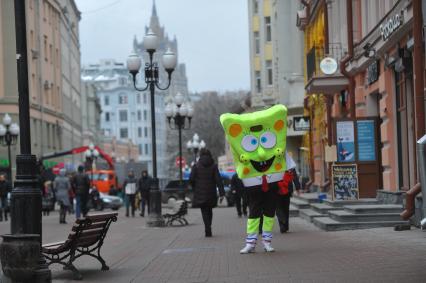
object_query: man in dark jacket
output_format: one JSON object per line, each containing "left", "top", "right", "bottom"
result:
{"left": 123, "top": 170, "right": 138, "bottom": 217}
{"left": 190, "top": 149, "right": 225, "bottom": 237}
{"left": 138, "top": 170, "right": 151, "bottom": 217}
{"left": 0, "top": 173, "right": 12, "bottom": 221}
{"left": 231, "top": 173, "right": 247, "bottom": 217}
{"left": 72, "top": 165, "right": 90, "bottom": 219}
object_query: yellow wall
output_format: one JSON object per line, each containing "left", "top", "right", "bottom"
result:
{"left": 253, "top": 15, "right": 260, "bottom": 31}
{"left": 264, "top": 43, "right": 273, "bottom": 60}
{"left": 263, "top": 0, "right": 271, "bottom": 16}
{"left": 304, "top": 8, "right": 325, "bottom": 82}
{"left": 254, "top": 56, "right": 261, "bottom": 71}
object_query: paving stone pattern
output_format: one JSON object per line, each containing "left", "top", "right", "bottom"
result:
{"left": 1, "top": 205, "right": 426, "bottom": 283}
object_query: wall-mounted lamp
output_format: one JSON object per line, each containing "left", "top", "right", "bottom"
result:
{"left": 363, "top": 43, "right": 376, "bottom": 58}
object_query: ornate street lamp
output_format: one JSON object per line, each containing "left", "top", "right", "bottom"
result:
{"left": 127, "top": 29, "right": 177, "bottom": 227}
{"left": 85, "top": 143, "right": 99, "bottom": 189}
{"left": 0, "top": 114, "right": 20, "bottom": 181}
{"left": 165, "top": 93, "right": 194, "bottom": 198}
{"left": 187, "top": 133, "right": 206, "bottom": 166}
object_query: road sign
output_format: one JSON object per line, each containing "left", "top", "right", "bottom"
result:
{"left": 175, "top": 156, "right": 186, "bottom": 168}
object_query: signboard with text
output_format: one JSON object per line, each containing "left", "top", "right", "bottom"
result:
{"left": 357, "top": 120, "right": 376, "bottom": 161}
{"left": 336, "top": 121, "right": 355, "bottom": 162}
{"left": 332, "top": 164, "right": 359, "bottom": 200}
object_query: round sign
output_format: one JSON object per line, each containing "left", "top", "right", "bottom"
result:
{"left": 175, "top": 156, "right": 186, "bottom": 168}
{"left": 320, "top": 57, "right": 338, "bottom": 75}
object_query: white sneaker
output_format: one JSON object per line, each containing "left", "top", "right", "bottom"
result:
{"left": 263, "top": 241, "right": 275, "bottom": 252}
{"left": 240, "top": 244, "right": 256, "bottom": 254}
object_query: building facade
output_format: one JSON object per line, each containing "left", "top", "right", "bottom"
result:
{"left": 80, "top": 80, "right": 102, "bottom": 146}
{"left": 0, "top": 0, "right": 82, "bottom": 177}
{"left": 297, "top": 0, "right": 426, "bottom": 201}
{"left": 247, "top": 0, "right": 306, "bottom": 173}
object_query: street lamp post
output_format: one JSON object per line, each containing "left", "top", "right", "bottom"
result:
{"left": 85, "top": 143, "right": 99, "bottom": 189}
{"left": 127, "top": 29, "right": 177, "bottom": 227}
{"left": 0, "top": 114, "right": 20, "bottom": 182}
{"left": 165, "top": 93, "right": 194, "bottom": 198}
{"left": 187, "top": 133, "right": 206, "bottom": 166}
{"left": 0, "top": 0, "right": 52, "bottom": 282}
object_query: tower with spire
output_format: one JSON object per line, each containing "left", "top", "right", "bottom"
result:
{"left": 132, "top": 0, "right": 189, "bottom": 179}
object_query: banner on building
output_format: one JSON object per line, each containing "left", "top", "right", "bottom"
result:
{"left": 332, "top": 164, "right": 359, "bottom": 200}
{"left": 336, "top": 121, "right": 355, "bottom": 162}
{"left": 293, "top": 116, "right": 310, "bottom": 131}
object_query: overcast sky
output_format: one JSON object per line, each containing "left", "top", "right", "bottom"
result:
{"left": 75, "top": 0, "right": 250, "bottom": 93}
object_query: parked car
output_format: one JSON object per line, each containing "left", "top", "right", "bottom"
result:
{"left": 161, "top": 180, "right": 192, "bottom": 204}
{"left": 86, "top": 188, "right": 123, "bottom": 211}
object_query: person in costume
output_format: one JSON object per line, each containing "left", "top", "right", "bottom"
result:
{"left": 276, "top": 152, "right": 301, "bottom": 233}
{"left": 220, "top": 104, "right": 287, "bottom": 253}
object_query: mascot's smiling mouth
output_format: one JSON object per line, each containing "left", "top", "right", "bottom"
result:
{"left": 250, "top": 156, "right": 275, "bottom": 172}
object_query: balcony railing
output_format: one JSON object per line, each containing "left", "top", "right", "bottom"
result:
{"left": 306, "top": 43, "right": 345, "bottom": 81}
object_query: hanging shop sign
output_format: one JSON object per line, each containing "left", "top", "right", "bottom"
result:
{"left": 380, "top": 11, "right": 404, "bottom": 41}
{"left": 336, "top": 121, "right": 355, "bottom": 162}
{"left": 293, "top": 116, "right": 310, "bottom": 131}
{"left": 356, "top": 120, "right": 376, "bottom": 162}
{"left": 332, "top": 164, "right": 359, "bottom": 200}
{"left": 366, "top": 60, "right": 380, "bottom": 85}
{"left": 319, "top": 57, "right": 338, "bottom": 75}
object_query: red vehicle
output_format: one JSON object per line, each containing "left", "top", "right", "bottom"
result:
{"left": 40, "top": 145, "right": 118, "bottom": 194}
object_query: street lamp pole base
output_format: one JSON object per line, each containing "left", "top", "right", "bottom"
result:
{"left": 147, "top": 178, "right": 165, "bottom": 227}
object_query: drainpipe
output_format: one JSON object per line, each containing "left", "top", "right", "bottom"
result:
{"left": 401, "top": 0, "right": 425, "bottom": 220}
{"left": 339, "top": 0, "right": 355, "bottom": 119}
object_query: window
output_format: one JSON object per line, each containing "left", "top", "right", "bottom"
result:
{"left": 143, "top": 110, "right": 147, "bottom": 121}
{"left": 254, "top": 31, "right": 260, "bottom": 54}
{"left": 143, "top": 94, "right": 147, "bottom": 103}
{"left": 253, "top": 0, "right": 258, "bottom": 13}
{"left": 119, "top": 110, "right": 128, "bottom": 122}
{"left": 255, "top": 71, "right": 261, "bottom": 93}
{"left": 119, "top": 94, "right": 128, "bottom": 104}
{"left": 266, "top": 60, "right": 273, "bottom": 85}
{"left": 144, "top": 127, "right": 148, "bottom": 137}
{"left": 120, "top": 128, "right": 128, "bottom": 138}
{"left": 145, "top": 144, "right": 149, "bottom": 155}
{"left": 138, "top": 127, "right": 142, "bottom": 137}
{"left": 265, "top": 17, "right": 271, "bottom": 42}
{"left": 105, "top": 112, "right": 110, "bottom": 122}
{"left": 104, "top": 95, "right": 109, "bottom": 106}
{"left": 137, "top": 93, "right": 141, "bottom": 104}
{"left": 44, "top": 36, "right": 48, "bottom": 61}
{"left": 137, "top": 110, "right": 142, "bottom": 121}
{"left": 139, "top": 144, "right": 143, "bottom": 155}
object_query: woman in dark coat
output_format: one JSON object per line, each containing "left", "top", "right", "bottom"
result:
{"left": 190, "top": 148, "right": 225, "bottom": 237}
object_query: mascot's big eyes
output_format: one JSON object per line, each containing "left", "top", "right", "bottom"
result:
{"left": 259, "top": 131, "right": 276, "bottom": 149}
{"left": 241, "top": 135, "right": 258, "bottom": 152}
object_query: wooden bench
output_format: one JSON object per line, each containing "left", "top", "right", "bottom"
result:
{"left": 42, "top": 212, "right": 118, "bottom": 280}
{"left": 162, "top": 200, "right": 188, "bottom": 226}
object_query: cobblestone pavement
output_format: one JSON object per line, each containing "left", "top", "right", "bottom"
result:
{"left": 1, "top": 205, "right": 426, "bottom": 283}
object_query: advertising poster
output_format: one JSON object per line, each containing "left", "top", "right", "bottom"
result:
{"left": 332, "top": 164, "right": 359, "bottom": 200}
{"left": 336, "top": 121, "right": 355, "bottom": 162}
{"left": 357, "top": 120, "right": 376, "bottom": 162}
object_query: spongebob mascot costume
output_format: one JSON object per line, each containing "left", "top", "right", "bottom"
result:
{"left": 220, "top": 105, "right": 287, "bottom": 254}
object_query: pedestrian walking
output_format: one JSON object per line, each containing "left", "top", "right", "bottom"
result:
{"left": 54, "top": 169, "right": 72, "bottom": 224}
{"left": 138, "top": 170, "right": 152, "bottom": 217}
{"left": 190, "top": 148, "right": 225, "bottom": 237}
{"left": 123, "top": 170, "right": 138, "bottom": 217}
{"left": 276, "top": 152, "right": 301, "bottom": 233}
{"left": 72, "top": 165, "right": 90, "bottom": 219}
{"left": 231, "top": 173, "right": 247, "bottom": 217}
{"left": 0, "top": 173, "right": 12, "bottom": 222}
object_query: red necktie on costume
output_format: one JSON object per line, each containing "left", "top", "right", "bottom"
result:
{"left": 262, "top": 175, "right": 269, "bottom": 192}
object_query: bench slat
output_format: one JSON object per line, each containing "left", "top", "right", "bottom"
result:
{"left": 72, "top": 222, "right": 106, "bottom": 232}
{"left": 86, "top": 213, "right": 118, "bottom": 222}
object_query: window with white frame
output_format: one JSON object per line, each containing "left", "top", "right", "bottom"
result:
{"left": 119, "top": 110, "right": 128, "bottom": 122}
{"left": 266, "top": 61, "right": 273, "bottom": 85}
{"left": 119, "top": 93, "right": 128, "bottom": 104}
{"left": 265, "top": 17, "right": 271, "bottom": 42}
{"left": 120, "top": 128, "right": 128, "bottom": 138}
{"left": 254, "top": 31, "right": 260, "bottom": 54}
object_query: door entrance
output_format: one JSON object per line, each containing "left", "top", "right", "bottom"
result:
{"left": 395, "top": 56, "right": 415, "bottom": 191}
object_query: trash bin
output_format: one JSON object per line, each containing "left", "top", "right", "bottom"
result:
{"left": 417, "top": 134, "right": 426, "bottom": 221}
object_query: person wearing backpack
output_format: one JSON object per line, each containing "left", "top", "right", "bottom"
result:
{"left": 123, "top": 170, "right": 138, "bottom": 217}
{"left": 72, "top": 165, "right": 91, "bottom": 219}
